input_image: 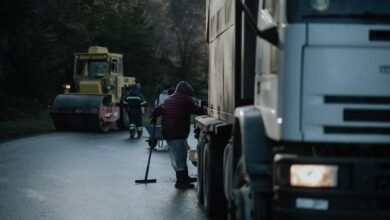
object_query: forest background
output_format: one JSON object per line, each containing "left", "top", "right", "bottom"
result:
{"left": 0, "top": 0, "right": 208, "bottom": 138}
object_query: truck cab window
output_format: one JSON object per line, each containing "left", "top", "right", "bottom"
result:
{"left": 90, "top": 61, "right": 108, "bottom": 78}
{"left": 263, "top": 0, "right": 279, "bottom": 74}
{"left": 76, "top": 59, "right": 107, "bottom": 78}
{"left": 210, "top": 16, "right": 216, "bottom": 40}
{"left": 76, "top": 60, "right": 88, "bottom": 77}
{"left": 118, "top": 59, "right": 123, "bottom": 75}
{"left": 287, "top": 0, "right": 390, "bottom": 24}
{"left": 111, "top": 60, "right": 118, "bottom": 74}
{"left": 264, "top": 0, "right": 273, "bottom": 16}
{"left": 217, "top": 7, "right": 224, "bottom": 34}
{"left": 225, "top": 0, "right": 232, "bottom": 25}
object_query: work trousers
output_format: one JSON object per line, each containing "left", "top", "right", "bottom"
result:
{"left": 166, "top": 139, "right": 188, "bottom": 172}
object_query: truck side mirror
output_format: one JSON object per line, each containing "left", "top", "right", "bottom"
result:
{"left": 257, "top": 9, "right": 279, "bottom": 47}
{"left": 238, "top": 1, "right": 279, "bottom": 47}
{"left": 258, "top": 26, "right": 279, "bottom": 47}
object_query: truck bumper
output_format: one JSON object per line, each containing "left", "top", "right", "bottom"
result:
{"left": 100, "top": 106, "right": 120, "bottom": 122}
{"left": 274, "top": 208, "right": 390, "bottom": 220}
{"left": 272, "top": 154, "right": 390, "bottom": 220}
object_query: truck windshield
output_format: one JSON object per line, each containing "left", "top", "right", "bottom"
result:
{"left": 76, "top": 59, "right": 108, "bottom": 78}
{"left": 287, "top": 0, "right": 390, "bottom": 24}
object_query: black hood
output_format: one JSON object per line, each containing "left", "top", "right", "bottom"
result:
{"left": 175, "top": 81, "right": 194, "bottom": 96}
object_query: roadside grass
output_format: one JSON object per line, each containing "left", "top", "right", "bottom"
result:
{"left": 0, "top": 109, "right": 55, "bottom": 141}
{"left": 0, "top": 106, "right": 198, "bottom": 142}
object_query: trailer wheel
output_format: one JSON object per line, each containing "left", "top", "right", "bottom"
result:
{"left": 197, "top": 132, "right": 204, "bottom": 204}
{"left": 202, "top": 134, "right": 226, "bottom": 218}
{"left": 203, "top": 138, "right": 216, "bottom": 216}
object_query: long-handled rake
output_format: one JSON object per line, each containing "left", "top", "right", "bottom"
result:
{"left": 135, "top": 87, "right": 161, "bottom": 184}
{"left": 134, "top": 134, "right": 157, "bottom": 184}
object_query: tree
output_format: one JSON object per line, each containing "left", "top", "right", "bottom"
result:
{"left": 148, "top": 0, "right": 208, "bottom": 94}
{"left": 167, "top": 0, "right": 205, "bottom": 80}
{"left": 0, "top": 0, "right": 208, "bottom": 120}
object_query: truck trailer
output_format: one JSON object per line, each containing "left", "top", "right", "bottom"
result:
{"left": 195, "top": 0, "right": 390, "bottom": 219}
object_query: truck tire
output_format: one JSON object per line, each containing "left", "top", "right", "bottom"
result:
{"left": 230, "top": 158, "right": 272, "bottom": 220}
{"left": 229, "top": 156, "right": 247, "bottom": 220}
{"left": 253, "top": 192, "right": 272, "bottom": 220}
{"left": 197, "top": 132, "right": 204, "bottom": 205}
{"left": 202, "top": 139, "right": 216, "bottom": 216}
{"left": 99, "top": 120, "right": 111, "bottom": 133}
{"left": 116, "top": 105, "right": 129, "bottom": 130}
{"left": 202, "top": 134, "right": 227, "bottom": 218}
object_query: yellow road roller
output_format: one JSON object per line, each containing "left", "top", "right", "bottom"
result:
{"left": 50, "top": 46, "right": 135, "bottom": 132}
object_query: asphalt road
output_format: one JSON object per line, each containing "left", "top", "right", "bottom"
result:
{"left": 0, "top": 128, "right": 209, "bottom": 220}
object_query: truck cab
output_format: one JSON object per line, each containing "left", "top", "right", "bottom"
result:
{"left": 195, "top": 0, "right": 390, "bottom": 219}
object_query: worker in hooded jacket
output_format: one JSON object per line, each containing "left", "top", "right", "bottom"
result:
{"left": 151, "top": 81, "right": 200, "bottom": 189}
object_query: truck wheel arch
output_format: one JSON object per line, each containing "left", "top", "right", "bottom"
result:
{"left": 234, "top": 106, "right": 273, "bottom": 182}
{"left": 230, "top": 107, "right": 274, "bottom": 219}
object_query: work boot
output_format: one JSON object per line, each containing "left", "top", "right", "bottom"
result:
{"left": 137, "top": 127, "right": 143, "bottom": 138}
{"left": 184, "top": 167, "right": 197, "bottom": 183}
{"left": 129, "top": 132, "right": 135, "bottom": 139}
{"left": 129, "top": 124, "right": 136, "bottom": 139}
{"left": 175, "top": 171, "right": 194, "bottom": 189}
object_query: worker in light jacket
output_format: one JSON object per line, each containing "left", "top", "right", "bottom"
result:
{"left": 155, "top": 85, "right": 175, "bottom": 106}
{"left": 153, "top": 85, "right": 175, "bottom": 151}
{"left": 151, "top": 81, "right": 199, "bottom": 189}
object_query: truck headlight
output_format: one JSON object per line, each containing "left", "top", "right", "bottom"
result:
{"left": 290, "top": 164, "right": 338, "bottom": 187}
{"left": 63, "top": 84, "right": 71, "bottom": 89}
{"left": 310, "top": 0, "right": 330, "bottom": 11}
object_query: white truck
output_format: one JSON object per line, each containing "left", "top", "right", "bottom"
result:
{"left": 194, "top": 0, "right": 390, "bottom": 219}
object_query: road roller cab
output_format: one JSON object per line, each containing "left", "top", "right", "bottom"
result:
{"left": 50, "top": 46, "right": 135, "bottom": 132}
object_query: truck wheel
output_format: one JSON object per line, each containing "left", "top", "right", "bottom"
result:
{"left": 203, "top": 139, "right": 216, "bottom": 216}
{"left": 197, "top": 132, "right": 204, "bottom": 204}
{"left": 230, "top": 156, "right": 272, "bottom": 220}
{"left": 99, "top": 120, "right": 111, "bottom": 133}
{"left": 253, "top": 192, "right": 272, "bottom": 220}
{"left": 202, "top": 134, "right": 226, "bottom": 218}
{"left": 229, "top": 156, "right": 247, "bottom": 220}
{"left": 116, "top": 106, "right": 129, "bottom": 130}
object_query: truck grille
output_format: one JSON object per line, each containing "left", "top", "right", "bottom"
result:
{"left": 302, "top": 44, "right": 390, "bottom": 143}
{"left": 344, "top": 109, "right": 390, "bottom": 122}
{"left": 324, "top": 126, "right": 390, "bottom": 135}
{"left": 323, "top": 96, "right": 390, "bottom": 135}
{"left": 375, "top": 163, "right": 390, "bottom": 193}
{"left": 325, "top": 95, "right": 390, "bottom": 105}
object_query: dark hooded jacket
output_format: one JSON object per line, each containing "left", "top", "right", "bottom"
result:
{"left": 125, "top": 85, "right": 147, "bottom": 126}
{"left": 152, "top": 81, "right": 198, "bottom": 140}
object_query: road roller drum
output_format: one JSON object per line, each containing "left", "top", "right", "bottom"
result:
{"left": 50, "top": 94, "right": 119, "bottom": 132}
